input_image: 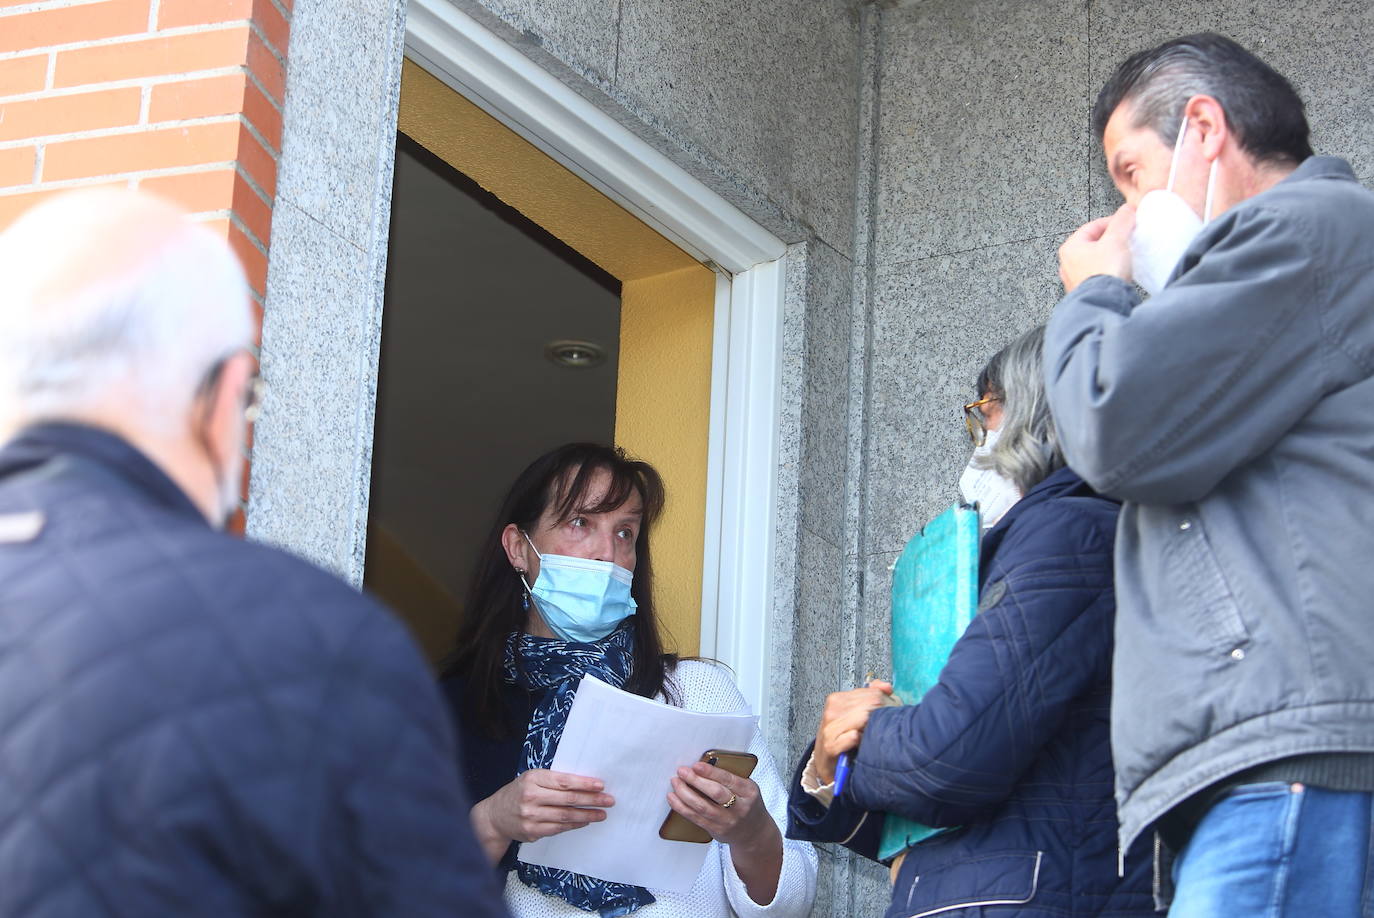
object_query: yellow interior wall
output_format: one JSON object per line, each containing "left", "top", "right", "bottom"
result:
{"left": 616, "top": 266, "right": 715, "bottom": 653}
{"left": 398, "top": 61, "right": 696, "bottom": 282}
{"left": 395, "top": 59, "right": 714, "bottom": 655}
{"left": 365, "top": 524, "right": 465, "bottom": 660}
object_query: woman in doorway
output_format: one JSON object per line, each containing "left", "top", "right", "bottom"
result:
{"left": 787, "top": 326, "right": 1155, "bottom": 917}
{"left": 440, "top": 443, "right": 816, "bottom": 918}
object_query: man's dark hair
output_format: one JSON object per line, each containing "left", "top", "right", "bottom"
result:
{"left": 1092, "top": 33, "right": 1313, "bottom": 166}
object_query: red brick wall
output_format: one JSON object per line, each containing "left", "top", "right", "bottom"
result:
{"left": 0, "top": 0, "right": 292, "bottom": 528}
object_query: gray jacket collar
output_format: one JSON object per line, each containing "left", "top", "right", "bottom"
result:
{"left": 1278, "top": 154, "right": 1355, "bottom": 185}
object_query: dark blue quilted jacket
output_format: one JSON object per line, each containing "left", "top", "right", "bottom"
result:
{"left": 788, "top": 467, "right": 1155, "bottom": 917}
{"left": 0, "top": 424, "right": 506, "bottom": 918}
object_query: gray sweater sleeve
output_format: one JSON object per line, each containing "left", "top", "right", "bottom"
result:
{"left": 1044, "top": 203, "right": 1325, "bottom": 504}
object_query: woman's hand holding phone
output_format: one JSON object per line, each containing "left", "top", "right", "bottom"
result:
{"left": 667, "top": 759, "right": 771, "bottom": 849}
{"left": 666, "top": 752, "right": 783, "bottom": 905}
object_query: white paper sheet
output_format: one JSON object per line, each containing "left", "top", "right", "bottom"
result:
{"left": 516, "top": 674, "right": 758, "bottom": 892}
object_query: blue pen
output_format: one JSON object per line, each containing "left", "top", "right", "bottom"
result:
{"left": 834, "top": 674, "right": 897, "bottom": 796}
{"left": 833, "top": 751, "right": 853, "bottom": 796}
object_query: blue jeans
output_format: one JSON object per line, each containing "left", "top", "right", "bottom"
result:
{"left": 1170, "top": 782, "right": 1373, "bottom": 917}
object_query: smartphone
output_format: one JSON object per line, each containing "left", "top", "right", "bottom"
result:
{"left": 658, "top": 749, "right": 759, "bottom": 843}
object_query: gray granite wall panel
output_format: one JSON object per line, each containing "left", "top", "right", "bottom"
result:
{"left": 809, "top": 10, "right": 882, "bottom": 915}
{"left": 771, "top": 237, "right": 855, "bottom": 781}
{"left": 455, "top": 0, "right": 862, "bottom": 256}
{"left": 850, "top": 858, "right": 890, "bottom": 917}
{"left": 614, "top": 0, "right": 861, "bottom": 255}
{"left": 812, "top": 847, "right": 838, "bottom": 918}
{"left": 875, "top": 0, "right": 1089, "bottom": 267}
{"left": 765, "top": 243, "right": 811, "bottom": 776}
{"left": 863, "top": 236, "right": 1062, "bottom": 556}
{"left": 790, "top": 529, "right": 845, "bottom": 770}
{"left": 855, "top": 548, "right": 899, "bottom": 688}
{"left": 841, "top": 11, "right": 1087, "bottom": 912}
{"left": 267, "top": 0, "right": 406, "bottom": 252}
{"left": 800, "top": 241, "right": 856, "bottom": 540}
{"left": 249, "top": 198, "right": 378, "bottom": 577}
{"left": 456, "top": 0, "right": 618, "bottom": 84}
{"left": 790, "top": 530, "right": 893, "bottom": 918}
{"left": 247, "top": 0, "right": 407, "bottom": 583}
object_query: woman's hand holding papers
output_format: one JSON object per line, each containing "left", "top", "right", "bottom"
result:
{"left": 471, "top": 768, "right": 615, "bottom": 864}
{"left": 669, "top": 762, "right": 783, "bottom": 905}
{"left": 813, "top": 680, "right": 896, "bottom": 785}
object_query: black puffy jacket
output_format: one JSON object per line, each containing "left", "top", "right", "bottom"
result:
{"left": 0, "top": 424, "right": 505, "bottom": 918}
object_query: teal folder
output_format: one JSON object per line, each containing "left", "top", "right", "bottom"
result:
{"left": 876, "top": 503, "right": 981, "bottom": 861}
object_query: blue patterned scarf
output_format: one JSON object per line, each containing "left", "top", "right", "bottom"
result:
{"left": 504, "top": 619, "right": 655, "bottom": 917}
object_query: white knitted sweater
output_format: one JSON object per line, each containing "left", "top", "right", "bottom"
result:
{"left": 503, "top": 660, "right": 818, "bottom": 917}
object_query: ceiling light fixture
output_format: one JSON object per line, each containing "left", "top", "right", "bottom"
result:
{"left": 545, "top": 339, "right": 607, "bottom": 369}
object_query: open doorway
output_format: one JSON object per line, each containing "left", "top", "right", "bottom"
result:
{"left": 365, "top": 134, "right": 623, "bottom": 660}
{"left": 366, "top": 59, "right": 717, "bottom": 665}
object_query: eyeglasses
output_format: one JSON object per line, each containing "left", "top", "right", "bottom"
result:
{"left": 198, "top": 355, "right": 265, "bottom": 424}
{"left": 963, "top": 394, "right": 1001, "bottom": 446}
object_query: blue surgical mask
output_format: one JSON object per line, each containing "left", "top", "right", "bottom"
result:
{"left": 520, "top": 531, "right": 637, "bottom": 643}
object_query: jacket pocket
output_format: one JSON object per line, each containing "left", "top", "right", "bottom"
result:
{"left": 1162, "top": 515, "right": 1251, "bottom": 653}
{"left": 895, "top": 850, "right": 1042, "bottom": 918}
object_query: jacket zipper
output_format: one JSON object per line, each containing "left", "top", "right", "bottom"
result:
{"left": 902, "top": 850, "right": 1043, "bottom": 918}
{"left": 1152, "top": 833, "right": 1164, "bottom": 904}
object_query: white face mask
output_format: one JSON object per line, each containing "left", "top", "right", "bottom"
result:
{"left": 1129, "top": 115, "right": 1218, "bottom": 297}
{"left": 958, "top": 429, "right": 1022, "bottom": 531}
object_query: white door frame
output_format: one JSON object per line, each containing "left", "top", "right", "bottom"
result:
{"left": 404, "top": 0, "right": 787, "bottom": 731}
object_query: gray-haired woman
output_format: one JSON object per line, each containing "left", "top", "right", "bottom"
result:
{"left": 959, "top": 325, "right": 1063, "bottom": 531}
{"left": 787, "top": 325, "right": 1155, "bottom": 918}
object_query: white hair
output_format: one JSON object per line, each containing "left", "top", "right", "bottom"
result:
{"left": 0, "top": 190, "right": 253, "bottom": 432}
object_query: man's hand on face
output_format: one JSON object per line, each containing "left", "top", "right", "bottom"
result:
{"left": 1058, "top": 203, "right": 1136, "bottom": 293}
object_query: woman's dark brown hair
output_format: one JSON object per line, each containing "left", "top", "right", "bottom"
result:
{"left": 442, "top": 443, "right": 675, "bottom": 736}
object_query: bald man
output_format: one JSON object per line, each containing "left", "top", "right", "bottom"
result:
{"left": 0, "top": 191, "right": 507, "bottom": 918}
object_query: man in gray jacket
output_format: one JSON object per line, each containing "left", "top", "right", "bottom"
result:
{"left": 1046, "top": 33, "right": 1374, "bottom": 916}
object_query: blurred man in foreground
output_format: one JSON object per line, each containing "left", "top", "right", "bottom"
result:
{"left": 0, "top": 190, "right": 506, "bottom": 918}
